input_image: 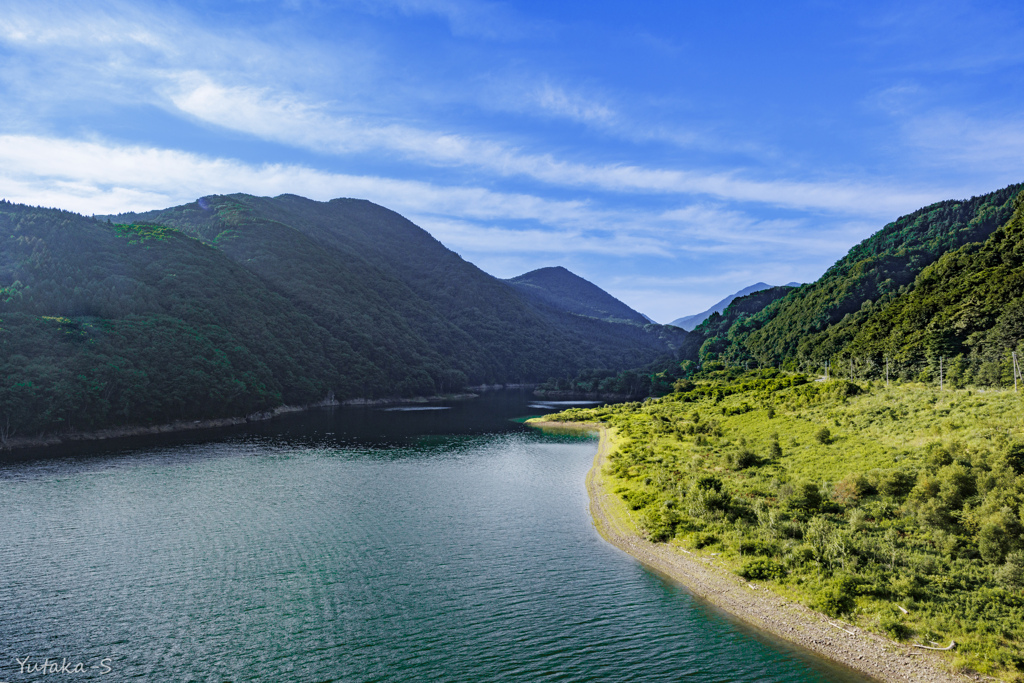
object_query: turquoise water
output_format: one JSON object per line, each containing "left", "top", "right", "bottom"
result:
{"left": 0, "top": 393, "right": 872, "bottom": 682}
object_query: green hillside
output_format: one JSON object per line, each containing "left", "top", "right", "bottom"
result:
{"left": 678, "top": 285, "right": 798, "bottom": 365}
{"left": 0, "top": 195, "right": 683, "bottom": 441}
{"left": 686, "top": 183, "right": 1023, "bottom": 371}
{"left": 843, "top": 191, "right": 1024, "bottom": 385}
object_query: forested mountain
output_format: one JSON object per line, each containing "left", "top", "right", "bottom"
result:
{"left": 505, "top": 266, "right": 649, "bottom": 325}
{"left": 684, "top": 183, "right": 1023, "bottom": 374}
{"left": 677, "top": 285, "right": 800, "bottom": 362}
{"left": 0, "top": 195, "right": 684, "bottom": 440}
{"left": 670, "top": 282, "right": 799, "bottom": 330}
{"left": 842, "top": 193, "right": 1024, "bottom": 384}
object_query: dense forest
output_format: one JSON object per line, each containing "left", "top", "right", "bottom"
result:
{"left": 0, "top": 195, "right": 683, "bottom": 442}
{"left": 679, "top": 183, "right": 1023, "bottom": 375}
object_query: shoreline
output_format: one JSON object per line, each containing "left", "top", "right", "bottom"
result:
{"left": 0, "top": 392, "right": 482, "bottom": 453}
{"left": 528, "top": 420, "right": 973, "bottom": 683}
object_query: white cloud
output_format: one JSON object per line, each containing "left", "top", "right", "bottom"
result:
{"left": 0, "top": 134, "right": 582, "bottom": 221}
{"left": 0, "top": 3, "right": 964, "bottom": 222}
{"left": 166, "top": 75, "right": 947, "bottom": 218}
{"left": 412, "top": 216, "right": 672, "bottom": 257}
{"left": 902, "top": 111, "right": 1024, "bottom": 176}
{"left": 0, "top": 135, "right": 873, "bottom": 264}
{"left": 530, "top": 83, "right": 616, "bottom": 125}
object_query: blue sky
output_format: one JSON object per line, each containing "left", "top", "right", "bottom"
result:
{"left": 1, "top": 0, "right": 1023, "bottom": 322}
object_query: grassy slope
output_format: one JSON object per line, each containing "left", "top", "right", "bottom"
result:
{"left": 544, "top": 373, "right": 1024, "bottom": 680}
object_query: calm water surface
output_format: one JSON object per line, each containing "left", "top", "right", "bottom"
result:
{"left": 0, "top": 392, "right": 872, "bottom": 682}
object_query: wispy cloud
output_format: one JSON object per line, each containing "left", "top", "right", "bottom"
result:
{"left": 528, "top": 83, "right": 616, "bottom": 125}
{"left": 166, "top": 75, "right": 945, "bottom": 217}
{"left": 413, "top": 217, "right": 672, "bottom": 256}
{"left": 0, "top": 2, "right": 960, "bottom": 222}
{"left": 901, "top": 111, "right": 1024, "bottom": 176}
{"left": 341, "top": 0, "right": 537, "bottom": 40}
{"left": 0, "top": 135, "right": 871, "bottom": 268}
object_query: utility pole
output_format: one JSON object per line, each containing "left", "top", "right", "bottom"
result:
{"left": 825, "top": 360, "right": 829, "bottom": 381}
{"left": 1014, "top": 352, "right": 1021, "bottom": 393}
{"left": 850, "top": 357, "right": 854, "bottom": 380}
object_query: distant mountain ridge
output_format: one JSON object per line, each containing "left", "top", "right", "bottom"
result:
{"left": 504, "top": 266, "right": 650, "bottom": 325}
{"left": 670, "top": 282, "right": 800, "bottom": 330}
{"left": 0, "top": 194, "right": 685, "bottom": 441}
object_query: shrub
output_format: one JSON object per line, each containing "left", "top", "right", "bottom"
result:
{"left": 640, "top": 505, "right": 678, "bottom": 542}
{"left": 784, "top": 482, "right": 823, "bottom": 516}
{"left": 674, "top": 379, "right": 695, "bottom": 393}
{"left": 618, "top": 488, "right": 655, "bottom": 510}
{"left": 784, "top": 545, "right": 814, "bottom": 568}
{"left": 814, "top": 575, "right": 860, "bottom": 616}
{"left": 996, "top": 551, "right": 1024, "bottom": 590}
{"left": 833, "top": 473, "right": 870, "bottom": 506}
{"left": 814, "top": 427, "right": 832, "bottom": 444}
{"left": 739, "top": 558, "right": 787, "bottom": 581}
{"left": 979, "top": 508, "right": 1024, "bottom": 564}
{"left": 732, "top": 448, "right": 759, "bottom": 469}
{"left": 693, "top": 532, "right": 718, "bottom": 549}
{"left": 876, "top": 468, "right": 917, "bottom": 500}
{"left": 879, "top": 611, "right": 912, "bottom": 640}
{"left": 693, "top": 475, "right": 723, "bottom": 492}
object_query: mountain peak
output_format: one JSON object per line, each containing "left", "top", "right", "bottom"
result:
{"left": 506, "top": 266, "right": 650, "bottom": 325}
{"left": 670, "top": 282, "right": 796, "bottom": 331}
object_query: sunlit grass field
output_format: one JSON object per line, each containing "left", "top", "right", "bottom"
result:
{"left": 546, "top": 371, "right": 1024, "bottom": 680}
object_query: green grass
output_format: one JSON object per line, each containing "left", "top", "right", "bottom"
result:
{"left": 544, "top": 371, "right": 1024, "bottom": 681}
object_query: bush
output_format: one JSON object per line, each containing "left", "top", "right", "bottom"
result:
{"left": 814, "top": 575, "right": 859, "bottom": 616}
{"left": 732, "top": 448, "right": 759, "bottom": 469}
{"left": 784, "top": 481, "right": 823, "bottom": 515}
{"left": 833, "top": 473, "right": 870, "bottom": 506}
{"left": 693, "top": 532, "right": 718, "bottom": 549}
{"left": 879, "top": 611, "right": 912, "bottom": 640}
{"left": 876, "top": 468, "right": 917, "bottom": 500}
{"left": 996, "top": 551, "right": 1024, "bottom": 589}
{"left": 814, "top": 427, "right": 832, "bottom": 444}
{"left": 740, "top": 558, "right": 787, "bottom": 581}
{"left": 641, "top": 505, "right": 677, "bottom": 542}
{"left": 618, "top": 488, "right": 655, "bottom": 510}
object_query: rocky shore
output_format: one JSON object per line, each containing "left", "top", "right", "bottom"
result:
{"left": 529, "top": 420, "right": 980, "bottom": 683}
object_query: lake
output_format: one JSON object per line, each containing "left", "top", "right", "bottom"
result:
{"left": 0, "top": 391, "right": 871, "bottom": 682}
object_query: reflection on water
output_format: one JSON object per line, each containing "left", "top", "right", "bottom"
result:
{"left": 0, "top": 391, "right": 870, "bottom": 682}
{"left": 382, "top": 406, "right": 452, "bottom": 411}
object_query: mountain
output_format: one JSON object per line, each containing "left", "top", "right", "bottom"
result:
{"left": 842, "top": 190, "right": 1024, "bottom": 382}
{"left": 677, "top": 285, "right": 800, "bottom": 363}
{"left": 505, "top": 266, "right": 650, "bottom": 325}
{"left": 0, "top": 194, "right": 684, "bottom": 440}
{"left": 670, "top": 282, "right": 801, "bottom": 330}
{"left": 682, "top": 182, "right": 1023, "bottom": 371}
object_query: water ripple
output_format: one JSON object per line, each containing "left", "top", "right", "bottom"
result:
{"left": 0, "top": 408, "right": 870, "bottom": 682}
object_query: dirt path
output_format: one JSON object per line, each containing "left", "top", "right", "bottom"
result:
{"left": 531, "top": 420, "right": 977, "bottom": 683}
